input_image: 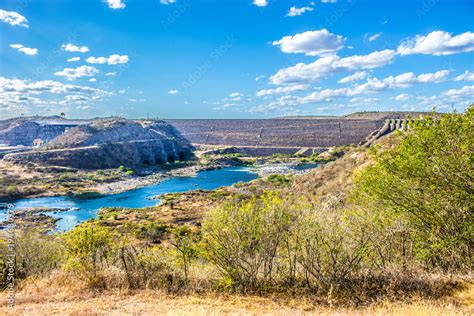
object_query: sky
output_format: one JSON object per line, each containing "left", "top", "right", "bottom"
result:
{"left": 0, "top": 0, "right": 473, "bottom": 119}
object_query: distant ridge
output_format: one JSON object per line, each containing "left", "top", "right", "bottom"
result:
{"left": 275, "top": 111, "right": 433, "bottom": 120}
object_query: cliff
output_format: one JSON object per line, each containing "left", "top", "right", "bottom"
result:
{"left": 2, "top": 118, "right": 194, "bottom": 169}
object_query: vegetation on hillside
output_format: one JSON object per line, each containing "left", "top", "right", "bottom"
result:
{"left": 0, "top": 108, "right": 472, "bottom": 310}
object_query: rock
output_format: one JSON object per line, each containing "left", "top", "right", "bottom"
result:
{"left": 3, "top": 118, "right": 194, "bottom": 169}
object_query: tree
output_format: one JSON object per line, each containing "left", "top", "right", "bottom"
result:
{"left": 351, "top": 107, "right": 473, "bottom": 271}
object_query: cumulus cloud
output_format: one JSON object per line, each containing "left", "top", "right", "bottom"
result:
{"left": 86, "top": 54, "right": 129, "bottom": 65}
{"left": 62, "top": 44, "right": 89, "bottom": 53}
{"left": 397, "top": 30, "right": 474, "bottom": 56}
{"left": 9, "top": 44, "right": 38, "bottom": 56}
{"left": 0, "top": 76, "right": 110, "bottom": 112}
{"left": 287, "top": 6, "right": 314, "bottom": 17}
{"left": 160, "top": 0, "right": 176, "bottom": 4}
{"left": 443, "top": 85, "right": 474, "bottom": 98}
{"left": 381, "top": 70, "right": 450, "bottom": 87}
{"left": 338, "top": 71, "right": 368, "bottom": 83}
{"left": 394, "top": 93, "right": 410, "bottom": 101}
{"left": 256, "top": 84, "right": 310, "bottom": 96}
{"left": 256, "top": 70, "right": 451, "bottom": 112}
{"left": 0, "top": 9, "right": 28, "bottom": 27}
{"left": 105, "top": 0, "right": 126, "bottom": 9}
{"left": 106, "top": 72, "right": 117, "bottom": 76}
{"left": 168, "top": 89, "right": 179, "bottom": 94}
{"left": 253, "top": 0, "right": 268, "bottom": 7}
{"left": 54, "top": 65, "right": 99, "bottom": 80}
{"left": 272, "top": 29, "right": 344, "bottom": 56}
{"left": 89, "top": 78, "right": 97, "bottom": 82}
{"left": 270, "top": 49, "right": 396, "bottom": 84}
{"left": 454, "top": 70, "right": 474, "bottom": 82}
{"left": 67, "top": 57, "right": 80, "bottom": 62}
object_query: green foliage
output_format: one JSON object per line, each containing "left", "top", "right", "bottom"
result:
{"left": 351, "top": 109, "right": 473, "bottom": 271}
{"left": 170, "top": 225, "right": 200, "bottom": 281}
{"left": 0, "top": 230, "right": 63, "bottom": 288}
{"left": 62, "top": 222, "right": 120, "bottom": 287}
{"left": 135, "top": 222, "right": 169, "bottom": 243}
{"left": 202, "top": 193, "right": 293, "bottom": 290}
{"left": 208, "top": 189, "right": 231, "bottom": 201}
{"left": 266, "top": 174, "right": 290, "bottom": 186}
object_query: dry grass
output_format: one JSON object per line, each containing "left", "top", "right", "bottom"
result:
{"left": 0, "top": 286, "right": 472, "bottom": 315}
{"left": 1, "top": 272, "right": 472, "bottom": 315}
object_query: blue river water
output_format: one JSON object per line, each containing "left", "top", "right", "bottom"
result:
{"left": 7, "top": 166, "right": 258, "bottom": 231}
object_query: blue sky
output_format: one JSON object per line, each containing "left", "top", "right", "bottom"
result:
{"left": 0, "top": 0, "right": 473, "bottom": 119}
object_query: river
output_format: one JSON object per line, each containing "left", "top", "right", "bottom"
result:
{"left": 6, "top": 166, "right": 258, "bottom": 231}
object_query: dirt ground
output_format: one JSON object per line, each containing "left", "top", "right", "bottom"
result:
{"left": 1, "top": 283, "right": 472, "bottom": 316}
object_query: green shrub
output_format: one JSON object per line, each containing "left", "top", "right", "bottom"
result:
{"left": 202, "top": 193, "right": 293, "bottom": 290}
{"left": 266, "top": 174, "right": 290, "bottom": 186}
{"left": 351, "top": 109, "right": 473, "bottom": 271}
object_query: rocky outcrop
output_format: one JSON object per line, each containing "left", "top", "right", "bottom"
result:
{"left": 0, "top": 117, "right": 79, "bottom": 146}
{"left": 3, "top": 118, "right": 194, "bottom": 169}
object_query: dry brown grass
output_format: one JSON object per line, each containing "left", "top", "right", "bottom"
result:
{"left": 0, "top": 285, "right": 472, "bottom": 315}
{"left": 1, "top": 272, "right": 472, "bottom": 315}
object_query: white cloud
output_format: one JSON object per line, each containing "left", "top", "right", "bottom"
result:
{"left": 338, "top": 71, "right": 368, "bottom": 83}
{"left": 106, "top": 72, "right": 117, "bottom": 77}
{"left": 86, "top": 54, "right": 129, "bottom": 65}
{"left": 106, "top": 0, "right": 126, "bottom": 9}
{"left": 256, "top": 70, "right": 452, "bottom": 112}
{"left": 160, "top": 0, "right": 176, "bottom": 4}
{"left": 270, "top": 49, "right": 396, "bottom": 84}
{"left": 287, "top": 6, "right": 314, "bottom": 17}
{"left": 253, "top": 0, "right": 268, "bottom": 7}
{"left": 62, "top": 44, "right": 89, "bottom": 53}
{"left": 0, "top": 77, "right": 107, "bottom": 95}
{"left": 381, "top": 70, "right": 450, "bottom": 87}
{"left": 9, "top": 44, "right": 38, "bottom": 56}
{"left": 256, "top": 84, "right": 310, "bottom": 96}
{"left": 0, "top": 76, "right": 110, "bottom": 112}
{"left": 229, "top": 92, "right": 242, "bottom": 98}
{"left": 454, "top": 71, "right": 474, "bottom": 82}
{"left": 168, "top": 89, "right": 179, "bottom": 94}
{"left": 255, "top": 75, "right": 266, "bottom": 81}
{"left": 368, "top": 32, "right": 382, "bottom": 42}
{"left": 443, "top": 85, "right": 474, "bottom": 98}
{"left": 67, "top": 57, "right": 81, "bottom": 62}
{"left": 397, "top": 30, "right": 474, "bottom": 56}
{"left": 0, "top": 9, "right": 28, "bottom": 28}
{"left": 272, "top": 29, "right": 345, "bottom": 56}
{"left": 54, "top": 65, "right": 99, "bottom": 81}
{"left": 394, "top": 93, "right": 410, "bottom": 101}
{"left": 349, "top": 97, "right": 379, "bottom": 104}
{"left": 89, "top": 78, "right": 97, "bottom": 82}
{"left": 321, "top": 0, "right": 336, "bottom": 3}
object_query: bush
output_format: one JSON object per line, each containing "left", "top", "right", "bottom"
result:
{"left": 62, "top": 222, "right": 120, "bottom": 288}
{"left": 266, "top": 174, "right": 290, "bottom": 186}
{"left": 202, "top": 193, "right": 293, "bottom": 291}
{"left": 351, "top": 109, "right": 473, "bottom": 272}
{"left": 0, "top": 230, "right": 63, "bottom": 288}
